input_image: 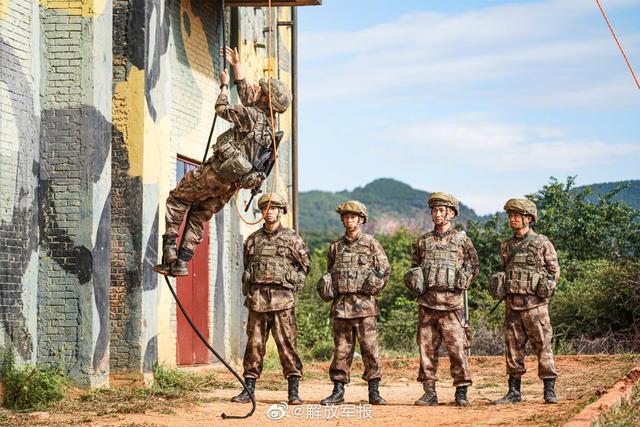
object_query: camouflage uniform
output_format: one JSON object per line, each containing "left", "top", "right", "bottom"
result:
{"left": 164, "top": 79, "right": 275, "bottom": 254}
{"left": 411, "top": 229, "right": 479, "bottom": 387}
{"left": 318, "top": 200, "right": 389, "bottom": 405}
{"left": 240, "top": 223, "right": 310, "bottom": 380}
{"left": 493, "top": 198, "right": 560, "bottom": 404}
{"left": 500, "top": 231, "right": 559, "bottom": 380}
{"left": 326, "top": 232, "right": 390, "bottom": 384}
{"left": 156, "top": 78, "right": 291, "bottom": 276}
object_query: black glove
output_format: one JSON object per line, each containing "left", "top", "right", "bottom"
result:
{"left": 239, "top": 171, "right": 265, "bottom": 189}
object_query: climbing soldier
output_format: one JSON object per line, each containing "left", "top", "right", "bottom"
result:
{"left": 491, "top": 199, "right": 559, "bottom": 405}
{"left": 154, "top": 47, "right": 291, "bottom": 276}
{"left": 230, "top": 193, "right": 310, "bottom": 405}
{"left": 404, "top": 192, "right": 479, "bottom": 407}
{"left": 317, "top": 201, "right": 390, "bottom": 406}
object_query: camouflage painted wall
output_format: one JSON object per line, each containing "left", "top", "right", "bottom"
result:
{"left": 1, "top": 0, "right": 296, "bottom": 386}
{"left": 1, "top": 0, "right": 112, "bottom": 387}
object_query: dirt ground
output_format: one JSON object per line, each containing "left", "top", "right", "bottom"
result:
{"left": 6, "top": 354, "right": 639, "bottom": 426}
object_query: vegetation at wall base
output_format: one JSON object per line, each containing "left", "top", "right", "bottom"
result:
{"left": 0, "top": 347, "right": 68, "bottom": 411}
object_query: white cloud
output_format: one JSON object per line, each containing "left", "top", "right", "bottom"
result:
{"left": 299, "top": 0, "right": 640, "bottom": 106}
{"left": 385, "top": 114, "right": 640, "bottom": 173}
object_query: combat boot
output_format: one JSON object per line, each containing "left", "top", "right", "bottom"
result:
{"left": 454, "top": 386, "right": 470, "bottom": 406}
{"left": 231, "top": 378, "right": 255, "bottom": 404}
{"left": 494, "top": 376, "right": 522, "bottom": 404}
{"left": 161, "top": 234, "right": 178, "bottom": 264}
{"left": 153, "top": 235, "right": 179, "bottom": 276}
{"left": 368, "top": 378, "right": 387, "bottom": 405}
{"left": 171, "top": 248, "right": 194, "bottom": 277}
{"left": 288, "top": 376, "right": 303, "bottom": 405}
{"left": 543, "top": 379, "right": 558, "bottom": 404}
{"left": 320, "top": 381, "right": 345, "bottom": 405}
{"left": 415, "top": 381, "right": 438, "bottom": 406}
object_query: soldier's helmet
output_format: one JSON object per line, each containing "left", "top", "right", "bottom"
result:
{"left": 336, "top": 200, "right": 368, "bottom": 224}
{"left": 504, "top": 198, "right": 538, "bottom": 222}
{"left": 427, "top": 192, "right": 459, "bottom": 216}
{"left": 258, "top": 193, "right": 288, "bottom": 214}
{"left": 259, "top": 78, "right": 291, "bottom": 114}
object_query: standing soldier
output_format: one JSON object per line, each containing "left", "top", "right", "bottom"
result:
{"left": 491, "top": 199, "right": 559, "bottom": 404}
{"left": 404, "top": 193, "right": 479, "bottom": 406}
{"left": 317, "top": 201, "right": 390, "bottom": 405}
{"left": 230, "top": 193, "right": 310, "bottom": 405}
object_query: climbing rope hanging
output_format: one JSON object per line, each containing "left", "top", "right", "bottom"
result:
{"left": 594, "top": 0, "right": 640, "bottom": 91}
{"left": 163, "top": 0, "right": 256, "bottom": 419}
{"left": 234, "top": 0, "right": 280, "bottom": 225}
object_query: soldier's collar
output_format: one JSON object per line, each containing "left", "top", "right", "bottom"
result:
{"left": 433, "top": 228, "right": 454, "bottom": 239}
{"left": 263, "top": 223, "right": 282, "bottom": 235}
{"left": 343, "top": 231, "right": 362, "bottom": 243}
{"left": 513, "top": 230, "right": 533, "bottom": 241}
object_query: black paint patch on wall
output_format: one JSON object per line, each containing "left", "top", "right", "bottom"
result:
{"left": 38, "top": 106, "right": 111, "bottom": 375}
{"left": 109, "top": 121, "right": 144, "bottom": 371}
{"left": 0, "top": 37, "right": 40, "bottom": 361}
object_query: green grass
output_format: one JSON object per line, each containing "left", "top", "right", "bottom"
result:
{"left": 594, "top": 380, "right": 640, "bottom": 426}
{"left": 0, "top": 347, "right": 68, "bottom": 411}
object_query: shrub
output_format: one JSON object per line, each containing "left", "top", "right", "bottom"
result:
{"left": 0, "top": 347, "right": 68, "bottom": 411}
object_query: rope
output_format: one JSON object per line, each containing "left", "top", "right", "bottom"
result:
{"left": 594, "top": 0, "right": 640, "bottom": 91}
{"left": 164, "top": 275, "right": 256, "bottom": 419}
{"left": 234, "top": 0, "right": 279, "bottom": 225}
{"left": 164, "top": 0, "right": 256, "bottom": 419}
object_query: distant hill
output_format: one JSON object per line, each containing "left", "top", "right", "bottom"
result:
{"left": 299, "top": 178, "right": 640, "bottom": 235}
{"left": 576, "top": 180, "right": 640, "bottom": 209}
{"left": 299, "top": 178, "right": 480, "bottom": 234}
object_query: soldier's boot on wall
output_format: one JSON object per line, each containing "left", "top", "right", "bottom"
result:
{"left": 231, "top": 378, "right": 256, "bottom": 403}
{"left": 153, "top": 234, "right": 179, "bottom": 276}
{"left": 320, "top": 381, "right": 345, "bottom": 405}
{"left": 494, "top": 376, "right": 522, "bottom": 404}
{"left": 415, "top": 381, "right": 438, "bottom": 406}
{"left": 543, "top": 379, "right": 558, "bottom": 404}
{"left": 287, "top": 376, "right": 303, "bottom": 405}
{"left": 454, "top": 386, "right": 470, "bottom": 406}
{"left": 171, "top": 248, "right": 194, "bottom": 277}
{"left": 368, "top": 378, "right": 387, "bottom": 405}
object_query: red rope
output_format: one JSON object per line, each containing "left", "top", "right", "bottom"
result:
{"left": 594, "top": 0, "right": 640, "bottom": 91}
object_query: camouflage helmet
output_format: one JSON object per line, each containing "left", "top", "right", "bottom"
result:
{"left": 336, "top": 200, "right": 368, "bottom": 224}
{"left": 259, "top": 78, "right": 291, "bottom": 114}
{"left": 257, "top": 193, "right": 288, "bottom": 214}
{"left": 504, "top": 198, "right": 538, "bottom": 222}
{"left": 427, "top": 192, "right": 459, "bottom": 216}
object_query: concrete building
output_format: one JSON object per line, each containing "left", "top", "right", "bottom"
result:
{"left": 0, "top": 0, "right": 319, "bottom": 387}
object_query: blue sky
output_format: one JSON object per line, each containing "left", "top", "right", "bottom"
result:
{"left": 297, "top": 0, "right": 640, "bottom": 214}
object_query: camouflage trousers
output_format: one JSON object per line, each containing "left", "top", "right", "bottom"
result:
{"left": 505, "top": 304, "right": 558, "bottom": 379}
{"left": 329, "top": 316, "right": 382, "bottom": 384}
{"left": 242, "top": 308, "right": 303, "bottom": 380}
{"left": 417, "top": 306, "right": 472, "bottom": 387}
{"left": 164, "top": 161, "right": 236, "bottom": 253}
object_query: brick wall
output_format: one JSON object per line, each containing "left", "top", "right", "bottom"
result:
{"left": 0, "top": 0, "right": 39, "bottom": 363}
{"left": 110, "top": 0, "right": 144, "bottom": 373}
{"left": 37, "top": 3, "right": 86, "bottom": 371}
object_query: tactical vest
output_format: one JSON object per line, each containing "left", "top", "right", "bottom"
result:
{"left": 211, "top": 114, "right": 272, "bottom": 183}
{"left": 331, "top": 237, "right": 373, "bottom": 294}
{"left": 249, "top": 232, "right": 295, "bottom": 288}
{"left": 419, "top": 232, "right": 468, "bottom": 291}
{"left": 504, "top": 233, "right": 545, "bottom": 295}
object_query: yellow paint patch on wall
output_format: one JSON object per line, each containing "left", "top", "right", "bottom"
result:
{"left": 113, "top": 66, "right": 145, "bottom": 178}
{"left": 143, "top": 103, "right": 172, "bottom": 185}
{"left": 38, "top": 0, "right": 108, "bottom": 16}
{"left": 0, "top": 0, "right": 8, "bottom": 20}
